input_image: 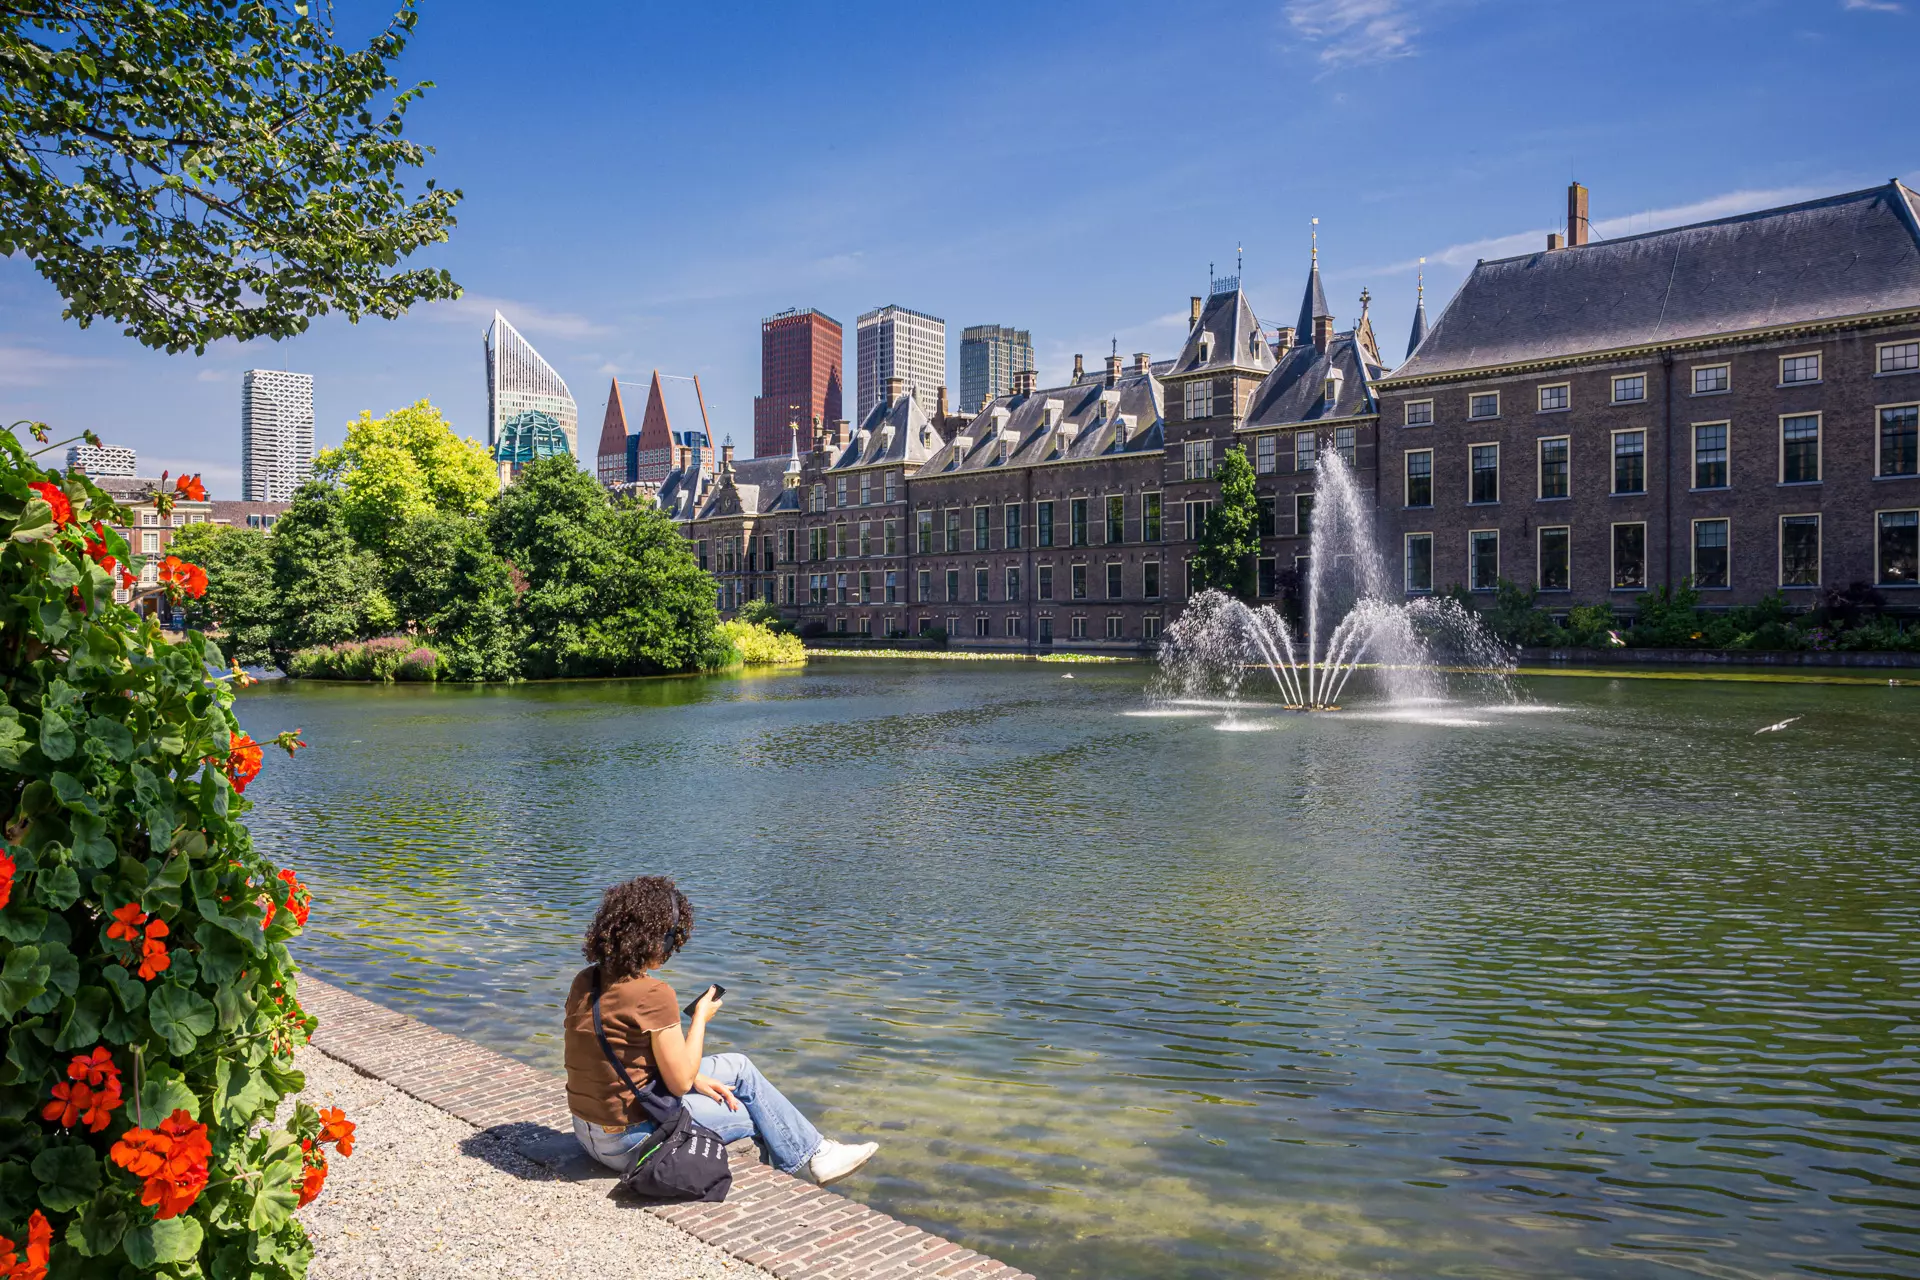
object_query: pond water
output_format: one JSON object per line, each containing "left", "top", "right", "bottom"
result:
{"left": 237, "top": 661, "right": 1920, "bottom": 1280}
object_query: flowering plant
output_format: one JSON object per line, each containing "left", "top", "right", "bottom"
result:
{"left": 0, "top": 424, "right": 336, "bottom": 1275}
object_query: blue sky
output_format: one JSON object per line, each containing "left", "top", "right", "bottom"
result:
{"left": 3, "top": 0, "right": 1916, "bottom": 491}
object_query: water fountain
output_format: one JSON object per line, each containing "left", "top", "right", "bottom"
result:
{"left": 1151, "top": 450, "right": 1513, "bottom": 712}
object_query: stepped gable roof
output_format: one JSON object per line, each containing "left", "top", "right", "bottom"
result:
{"left": 1169, "top": 287, "right": 1274, "bottom": 378}
{"left": 1244, "top": 332, "right": 1384, "bottom": 429}
{"left": 1295, "top": 259, "right": 1332, "bottom": 338}
{"left": 919, "top": 369, "right": 1164, "bottom": 478}
{"left": 1393, "top": 181, "right": 1920, "bottom": 381}
{"left": 696, "top": 455, "right": 797, "bottom": 519}
{"left": 595, "top": 379, "right": 632, "bottom": 460}
{"left": 828, "top": 393, "right": 945, "bottom": 470}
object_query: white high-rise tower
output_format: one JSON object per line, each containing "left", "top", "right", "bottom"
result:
{"left": 484, "top": 311, "right": 578, "bottom": 456}
{"left": 855, "top": 305, "right": 946, "bottom": 421}
{"left": 240, "top": 369, "right": 315, "bottom": 501}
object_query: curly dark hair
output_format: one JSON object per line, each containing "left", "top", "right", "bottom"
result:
{"left": 584, "top": 876, "right": 694, "bottom": 981}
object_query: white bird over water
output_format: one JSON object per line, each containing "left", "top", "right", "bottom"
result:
{"left": 1061, "top": 673, "right": 1074, "bottom": 679}
{"left": 1754, "top": 716, "right": 1802, "bottom": 735}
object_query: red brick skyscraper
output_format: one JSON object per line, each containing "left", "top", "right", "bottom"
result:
{"left": 753, "top": 308, "right": 842, "bottom": 458}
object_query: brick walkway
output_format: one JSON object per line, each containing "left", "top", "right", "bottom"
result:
{"left": 300, "top": 977, "right": 1036, "bottom": 1280}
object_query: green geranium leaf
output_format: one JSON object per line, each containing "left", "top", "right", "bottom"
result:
{"left": 0, "top": 1159, "right": 36, "bottom": 1221}
{"left": 65, "top": 1194, "right": 129, "bottom": 1257}
{"left": 50, "top": 771, "right": 98, "bottom": 812}
{"left": 84, "top": 714, "right": 136, "bottom": 761}
{"left": 0, "top": 904, "right": 48, "bottom": 944}
{"left": 124, "top": 1213, "right": 203, "bottom": 1267}
{"left": 193, "top": 869, "right": 265, "bottom": 953}
{"left": 69, "top": 811, "right": 116, "bottom": 869}
{"left": 247, "top": 1145, "right": 302, "bottom": 1233}
{"left": 0, "top": 707, "right": 26, "bottom": 769}
{"left": 23, "top": 939, "right": 77, "bottom": 1015}
{"left": 213, "top": 1058, "right": 280, "bottom": 1128}
{"left": 1, "top": 1017, "right": 51, "bottom": 1088}
{"left": 137, "top": 1064, "right": 198, "bottom": 1124}
{"left": 34, "top": 861, "right": 81, "bottom": 910}
{"left": 38, "top": 709, "right": 74, "bottom": 760}
{"left": 103, "top": 1001, "right": 149, "bottom": 1047}
{"left": 53, "top": 985, "right": 112, "bottom": 1052}
{"left": 213, "top": 976, "right": 257, "bottom": 1031}
{"left": 194, "top": 922, "right": 250, "bottom": 985}
{"left": 148, "top": 981, "right": 216, "bottom": 1054}
{"left": 30, "top": 1142, "right": 101, "bottom": 1212}
{"left": 11, "top": 499, "right": 55, "bottom": 542}
{"left": 0, "top": 945, "right": 49, "bottom": 1018}
{"left": 101, "top": 963, "right": 146, "bottom": 1011}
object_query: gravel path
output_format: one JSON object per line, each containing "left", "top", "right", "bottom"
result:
{"left": 295, "top": 1047, "right": 770, "bottom": 1280}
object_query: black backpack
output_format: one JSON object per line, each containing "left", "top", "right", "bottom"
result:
{"left": 590, "top": 968, "right": 733, "bottom": 1204}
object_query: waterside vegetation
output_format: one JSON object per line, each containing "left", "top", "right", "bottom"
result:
{"left": 1469, "top": 579, "right": 1920, "bottom": 653}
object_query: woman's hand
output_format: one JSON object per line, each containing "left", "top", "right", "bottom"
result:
{"left": 691, "top": 985, "right": 725, "bottom": 1022}
{"left": 693, "top": 1073, "right": 740, "bottom": 1111}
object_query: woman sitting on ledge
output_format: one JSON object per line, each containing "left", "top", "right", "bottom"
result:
{"left": 563, "top": 875, "right": 878, "bottom": 1185}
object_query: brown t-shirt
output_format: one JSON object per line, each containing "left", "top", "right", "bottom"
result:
{"left": 562, "top": 967, "right": 680, "bottom": 1126}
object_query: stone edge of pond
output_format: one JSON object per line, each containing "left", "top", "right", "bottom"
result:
{"left": 298, "top": 976, "right": 1038, "bottom": 1280}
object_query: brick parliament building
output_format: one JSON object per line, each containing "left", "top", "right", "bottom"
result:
{"left": 621, "top": 181, "right": 1920, "bottom": 652}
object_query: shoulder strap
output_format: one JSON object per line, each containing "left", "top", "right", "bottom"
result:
{"left": 590, "top": 967, "right": 680, "bottom": 1124}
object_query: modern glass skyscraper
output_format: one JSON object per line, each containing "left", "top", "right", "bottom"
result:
{"left": 240, "top": 369, "right": 314, "bottom": 501}
{"left": 484, "top": 311, "right": 577, "bottom": 456}
{"left": 855, "top": 305, "right": 945, "bottom": 420}
{"left": 959, "top": 324, "right": 1034, "bottom": 412}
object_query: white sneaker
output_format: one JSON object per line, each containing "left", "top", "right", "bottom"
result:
{"left": 807, "top": 1138, "right": 878, "bottom": 1185}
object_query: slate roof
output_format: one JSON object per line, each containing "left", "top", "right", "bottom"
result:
{"left": 1168, "top": 288, "right": 1275, "bottom": 378}
{"left": 1295, "top": 259, "right": 1332, "bottom": 337}
{"left": 1244, "top": 332, "right": 1386, "bottom": 429}
{"left": 826, "top": 393, "right": 945, "bottom": 470}
{"left": 918, "top": 369, "right": 1164, "bottom": 478}
{"left": 1406, "top": 296, "right": 1429, "bottom": 360}
{"left": 654, "top": 457, "right": 708, "bottom": 520}
{"left": 695, "top": 455, "right": 800, "bottom": 519}
{"left": 1393, "top": 180, "right": 1920, "bottom": 381}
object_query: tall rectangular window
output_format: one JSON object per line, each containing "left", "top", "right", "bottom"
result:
{"left": 1255, "top": 435, "right": 1277, "bottom": 473}
{"left": 946, "top": 568, "right": 961, "bottom": 602}
{"left": 1295, "top": 431, "right": 1317, "bottom": 471}
{"left": 1878, "top": 510, "right": 1919, "bottom": 585}
{"left": 1470, "top": 444, "right": 1499, "bottom": 504}
{"left": 1469, "top": 392, "right": 1499, "bottom": 420}
{"left": 1184, "top": 380, "right": 1214, "bottom": 421}
{"left": 1880, "top": 342, "right": 1920, "bottom": 374}
{"left": 1184, "top": 440, "right": 1213, "bottom": 479}
{"left": 858, "top": 521, "right": 872, "bottom": 557}
{"left": 1106, "top": 562, "right": 1122, "bottom": 599}
{"left": 1071, "top": 564, "right": 1087, "bottom": 600}
{"left": 1612, "top": 523, "right": 1647, "bottom": 590}
{"left": 1780, "top": 353, "right": 1821, "bottom": 384}
{"left": 1404, "top": 533, "right": 1433, "bottom": 593}
{"left": 1037, "top": 502, "right": 1055, "bottom": 547}
{"left": 1539, "top": 436, "right": 1569, "bottom": 499}
{"left": 1613, "top": 431, "right": 1646, "bottom": 494}
{"left": 1781, "top": 414, "right": 1820, "bottom": 483}
{"left": 917, "top": 510, "right": 933, "bottom": 553}
{"left": 1006, "top": 567, "right": 1021, "bottom": 600}
{"left": 1295, "top": 494, "right": 1314, "bottom": 538}
{"left": 809, "top": 528, "right": 824, "bottom": 561}
{"left": 1144, "top": 561, "right": 1161, "bottom": 599}
{"left": 836, "top": 477, "right": 848, "bottom": 506}
{"left": 917, "top": 569, "right": 931, "bottom": 602}
{"left": 884, "top": 519, "right": 898, "bottom": 556}
{"left": 1005, "top": 503, "right": 1023, "bottom": 549}
{"left": 1781, "top": 515, "right": 1820, "bottom": 586}
{"left": 1186, "top": 500, "right": 1213, "bottom": 540}
{"left": 1142, "top": 493, "right": 1162, "bottom": 542}
{"left": 1405, "top": 399, "right": 1434, "bottom": 427}
{"left": 1693, "top": 364, "right": 1730, "bottom": 395}
{"left": 810, "top": 484, "right": 825, "bottom": 513}
{"left": 1334, "top": 426, "right": 1357, "bottom": 467}
{"left": 1257, "top": 496, "right": 1276, "bottom": 537}
{"left": 860, "top": 571, "right": 873, "bottom": 604}
{"left": 1038, "top": 566, "right": 1053, "bottom": 600}
{"left": 946, "top": 508, "right": 962, "bottom": 552}
{"left": 835, "top": 523, "right": 849, "bottom": 558}
{"left": 1101, "top": 494, "right": 1124, "bottom": 544}
{"left": 976, "top": 567, "right": 989, "bottom": 602}
{"left": 1538, "top": 384, "right": 1569, "bottom": 412}
{"left": 885, "top": 472, "right": 898, "bottom": 503}
{"left": 1611, "top": 374, "right": 1646, "bottom": 403}
{"left": 1070, "top": 498, "right": 1088, "bottom": 546}
{"left": 1693, "top": 423, "right": 1729, "bottom": 489}
{"left": 1538, "top": 527, "right": 1570, "bottom": 592}
{"left": 1880, "top": 405, "right": 1918, "bottom": 477}
{"left": 860, "top": 474, "right": 872, "bottom": 506}
{"left": 975, "top": 505, "right": 991, "bottom": 551}
{"left": 1406, "top": 450, "right": 1432, "bottom": 506}
{"left": 1693, "top": 519, "right": 1729, "bottom": 589}
{"left": 1469, "top": 530, "right": 1498, "bottom": 591}
{"left": 1258, "top": 558, "right": 1276, "bottom": 597}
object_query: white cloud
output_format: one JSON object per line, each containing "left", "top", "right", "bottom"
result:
{"left": 1843, "top": 0, "right": 1903, "bottom": 12}
{"left": 0, "top": 346, "right": 116, "bottom": 388}
{"left": 427, "top": 292, "right": 612, "bottom": 340}
{"left": 195, "top": 368, "right": 228, "bottom": 383}
{"left": 1284, "top": 0, "right": 1418, "bottom": 67}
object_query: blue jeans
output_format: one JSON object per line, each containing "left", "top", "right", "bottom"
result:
{"left": 572, "top": 1052, "right": 823, "bottom": 1176}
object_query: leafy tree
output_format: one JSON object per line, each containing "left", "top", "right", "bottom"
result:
{"left": 313, "top": 401, "right": 497, "bottom": 555}
{"left": 384, "top": 512, "right": 521, "bottom": 681}
{"left": 487, "top": 458, "right": 720, "bottom": 678}
{"left": 268, "top": 483, "right": 393, "bottom": 660}
{"left": 166, "top": 523, "right": 276, "bottom": 665}
{"left": 0, "top": 0, "right": 460, "bottom": 352}
{"left": 1193, "top": 443, "right": 1260, "bottom": 600}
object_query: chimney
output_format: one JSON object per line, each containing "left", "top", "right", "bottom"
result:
{"left": 1134, "top": 351, "right": 1151, "bottom": 374}
{"left": 1012, "top": 368, "right": 1036, "bottom": 397}
{"left": 1073, "top": 353, "right": 1085, "bottom": 382}
{"left": 835, "top": 419, "right": 850, "bottom": 447}
{"left": 1313, "top": 314, "right": 1334, "bottom": 354}
{"left": 721, "top": 442, "right": 734, "bottom": 470}
{"left": 936, "top": 384, "right": 949, "bottom": 418}
{"left": 884, "top": 375, "right": 904, "bottom": 406}
{"left": 1568, "top": 181, "right": 1589, "bottom": 247}
{"left": 1190, "top": 296, "right": 1203, "bottom": 327}
{"left": 1105, "top": 352, "right": 1122, "bottom": 387}
{"left": 676, "top": 445, "right": 689, "bottom": 470}
{"left": 1547, "top": 232, "right": 1566, "bottom": 251}
{"left": 1275, "top": 325, "right": 1296, "bottom": 349}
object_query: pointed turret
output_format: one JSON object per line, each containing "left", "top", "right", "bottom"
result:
{"left": 1406, "top": 259, "right": 1430, "bottom": 359}
{"left": 1295, "top": 220, "right": 1332, "bottom": 344}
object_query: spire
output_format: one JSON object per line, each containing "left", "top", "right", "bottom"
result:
{"left": 1406, "top": 257, "right": 1430, "bottom": 359}
{"left": 1295, "top": 218, "right": 1331, "bottom": 342}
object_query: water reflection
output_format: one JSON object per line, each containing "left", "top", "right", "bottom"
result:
{"left": 239, "top": 664, "right": 1920, "bottom": 1280}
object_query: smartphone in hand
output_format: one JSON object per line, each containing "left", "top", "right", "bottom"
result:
{"left": 684, "top": 984, "right": 727, "bottom": 1020}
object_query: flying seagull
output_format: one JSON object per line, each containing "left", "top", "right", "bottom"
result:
{"left": 1754, "top": 716, "right": 1802, "bottom": 735}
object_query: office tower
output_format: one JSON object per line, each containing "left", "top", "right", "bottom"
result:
{"left": 959, "top": 324, "right": 1034, "bottom": 412}
{"left": 66, "top": 443, "right": 137, "bottom": 476}
{"left": 753, "top": 308, "right": 843, "bottom": 458}
{"left": 855, "top": 305, "right": 946, "bottom": 420}
{"left": 240, "top": 369, "right": 315, "bottom": 502}
{"left": 484, "top": 310, "right": 578, "bottom": 456}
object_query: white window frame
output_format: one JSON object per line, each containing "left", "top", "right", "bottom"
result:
{"left": 1778, "top": 513, "right": 1822, "bottom": 588}
{"left": 1610, "top": 372, "right": 1647, "bottom": 404}
{"left": 1610, "top": 521, "right": 1649, "bottom": 592}
{"left": 1467, "top": 528, "right": 1499, "bottom": 592}
{"left": 1876, "top": 508, "right": 1920, "bottom": 587}
{"left": 1876, "top": 340, "right": 1920, "bottom": 377}
{"left": 1254, "top": 434, "right": 1278, "bottom": 474}
{"left": 1611, "top": 429, "right": 1647, "bottom": 495}
{"left": 1779, "top": 412, "right": 1822, "bottom": 485}
{"left": 1691, "top": 362, "right": 1731, "bottom": 396}
{"left": 1468, "top": 441, "right": 1500, "bottom": 505}
{"left": 1404, "top": 448, "right": 1433, "bottom": 508}
{"left": 1779, "top": 351, "right": 1822, "bottom": 386}
{"left": 1538, "top": 434, "right": 1571, "bottom": 501}
{"left": 1467, "top": 391, "right": 1500, "bottom": 421}
{"left": 1691, "top": 420, "right": 1731, "bottom": 490}
{"left": 1537, "top": 383, "right": 1570, "bottom": 413}
{"left": 1293, "top": 493, "right": 1313, "bottom": 538}
{"left": 1403, "top": 532, "right": 1434, "bottom": 594}
{"left": 1877, "top": 401, "right": 1920, "bottom": 478}
{"left": 1183, "top": 380, "right": 1214, "bottom": 421}
{"left": 1183, "top": 439, "right": 1213, "bottom": 481}
{"left": 1404, "top": 399, "right": 1434, "bottom": 427}
{"left": 1691, "top": 517, "right": 1731, "bottom": 591}
{"left": 1536, "top": 525, "right": 1572, "bottom": 593}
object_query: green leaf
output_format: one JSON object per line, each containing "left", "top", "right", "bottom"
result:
{"left": 194, "top": 922, "right": 250, "bottom": 985}
{"left": 23, "top": 939, "right": 76, "bottom": 1015}
{"left": 83, "top": 715, "right": 136, "bottom": 762}
{"left": 247, "top": 1145, "right": 302, "bottom": 1232}
{"left": 0, "top": 1018, "right": 50, "bottom": 1088}
{"left": 0, "top": 945, "right": 49, "bottom": 1018}
{"left": 34, "top": 861, "right": 80, "bottom": 910}
{"left": 11, "top": 499, "right": 55, "bottom": 543}
{"left": 0, "top": 1160, "right": 36, "bottom": 1221}
{"left": 143, "top": 852, "right": 189, "bottom": 914}
{"left": 137, "top": 1064, "right": 198, "bottom": 1125}
{"left": 53, "top": 985, "right": 112, "bottom": 1051}
{"left": 193, "top": 869, "right": 265, "bottom": 953}
{"left": 213, "top": 1058, "right": 280, "bottom": 1128}
{"left": 39, "top": 709, "right": 74, "bottom": 760}
{"left": 102, "top": 963, "right": 146, "bottom": 1011}
{"left": 124, "top": 1213, "right": 203, "bottom": 1267}
{"left": 68, "top": 811, "right": 117, "bottom": 869}
{"left": 50, "top": 771, "right": 99, "bottom": 813}
{"left": 213, "top": 976, "right": 257, "bottom": 1032}
{"left": 0, "top": 708, "right": 26, "bottom": 769}
{"left": 30, "top": 1142, "right": 101, "bottom": 1212}
{"left": 0, "top": 904, "right": 48, "bottom": 944}
{"left": 65, "top": 1195, "right": 129, "bottom": 1257}
{"left": 103, "top": 1001, "right": 149, "bottom": 1047}
{"left": 148, "top": 981, "right": 216, "bottom": 1054}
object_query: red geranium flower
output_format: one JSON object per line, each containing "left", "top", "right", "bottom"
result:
{"left": 226, "top": 731, "right": 264, "bottom": 792}
{"left": 0, "top": 1209, "right": 51, "bottom": 1280}
{"left": 106, "top": 902, "right": 147, "bottom": 942}
{"left": 318, "top": 1106, "right": 356, "bottom": 1157}
{"left": 158, "top": 555, "right": 207, "bottom": 599}
{"left": 137, "top": 917, "right": 171, "bottom": 981}
{"left": 83, "top": 520, "right": 117, "bottom": 574}
{"left": 26, "top": 482, "right": 71, "bottom": 528}
{"left": 279, "top": 867, "right": 312, "bottom": 927}
{"left": 0, "top": 849, "right": 13, "bottom": 911}
{"left": 110, "top": 1109, "right": 212, "bottom": 1220}
{"left": 297, "top": 1140, "right": 328, "bottom": 1207}
{"left": 67, "top": 1046, "right": 121, "bottom": 1090}
{"left": 173, "top": 473, "right": 207, "bottom": 502}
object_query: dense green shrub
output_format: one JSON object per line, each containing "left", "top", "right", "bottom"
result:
{"left": 0, "top": 429, "right": 342, "bottom": 1277}
{"left": 285, "top": 638, "right": 438, "bottom": 682}
{"left": 1470, "top": 576, "right": 1916, "bottom": 652}
{"left": 714, "top": 620, "right": 806, "bottom": 667}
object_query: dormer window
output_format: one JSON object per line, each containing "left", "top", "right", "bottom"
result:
{"left": 1197, "top": 336, "right": 1212, "bottom": 363}
{"left": 1323, "top": 373, "right": 1343, "bottom": 409}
